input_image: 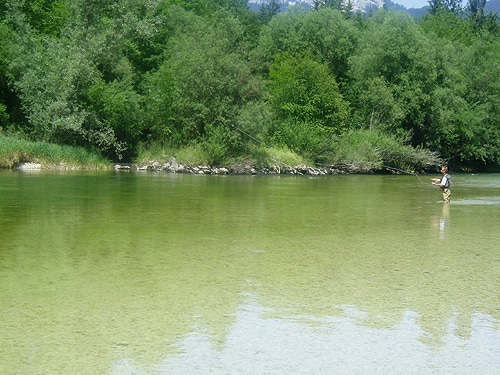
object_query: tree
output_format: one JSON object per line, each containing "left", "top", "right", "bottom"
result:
{"left": 268, "top": 51, "right": 349, "bottom": 158}
{"left": 348, "top": 11, "right": 437, "bottom": 143}
{"left": 259, "top": 0, "right": 281, "bottom": 23}
{"left": 313, "top": 0, "right": 343, "bottom": 10}
{"left": 296, "top": 9, "right": 360, "bottom": 81}
{"left": 0, "top": 23, "right": 13, "bottom": 129}
{"left": 85, "top": 59, "right": 144, "bottom": 160}
{"left": 411, "top": 17, "right": 500, "bottom": 171}
{"left": 421, "top": 11, "right": 500, "bottom": 170}
{"left": 254, "top": 8, "right": 360, "bottom": 81}
{"left": 427, "top": 0, "right": 461, "bottom": 14}
{"left": 7, "top": 0, "right": 70, "bottom": 36}
{"left": 465, "top": 0, "right": 499, "bottom": 34}
{"left": 144, "top": 6, "right": 263, "bottom": 161}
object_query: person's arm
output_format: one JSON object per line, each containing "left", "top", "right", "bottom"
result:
{"left": 432, "top": 176, "right": 448, "bottom": 187}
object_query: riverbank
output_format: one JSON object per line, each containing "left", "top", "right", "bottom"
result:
{"left": 12, "top": 158, "right": 372, "bottom": 175}
{"left": 114, "top": 158, "right": 362, "bottom": 175}
{"left": 1, "top": 134, "right": 437, "bottom": 175}
{"left": 0, "top": 134, "right": 109, "bottom": 169}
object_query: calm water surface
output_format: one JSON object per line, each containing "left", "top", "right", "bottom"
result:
{"left": 0, "top": 171, "right": 499, "bottom": 374}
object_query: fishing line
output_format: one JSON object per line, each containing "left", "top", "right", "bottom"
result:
{"left": 382, "top": 165, "right": 426, "bottom": 184}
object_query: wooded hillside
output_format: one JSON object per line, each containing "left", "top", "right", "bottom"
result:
{"left": 0, "top": 0, "right": 498, "bottom": 171}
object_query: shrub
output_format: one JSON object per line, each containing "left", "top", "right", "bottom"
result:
{"left": 326, "top": 129, "right": 441, "bottom": 172}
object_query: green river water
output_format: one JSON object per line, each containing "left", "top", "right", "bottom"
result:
{"left": 0, "top": 170, "right": 499, "bottom": 374}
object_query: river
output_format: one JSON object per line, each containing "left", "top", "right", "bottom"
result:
{"left": 0, "top": 170, "right": 499, "bottom": 374}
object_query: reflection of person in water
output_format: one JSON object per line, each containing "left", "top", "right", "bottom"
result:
{"left": 431, "top": 203, "right": 450, "bottom": 240}
{"left": 439, "top": 203, "right": 450, "bottom": 240}
{"left": 431, "top": 165, "right": 451, "bottom": 203}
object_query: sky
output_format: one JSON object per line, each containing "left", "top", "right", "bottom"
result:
{"left": 394, "top": 0, "right": 429, "bottom": 8}
{"left": 395, "top": 0, "right": 467, "bottom": 9}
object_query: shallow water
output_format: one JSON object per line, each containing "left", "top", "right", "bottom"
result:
{"left": 0, "top": 171, "right": 499, "bottom": 374}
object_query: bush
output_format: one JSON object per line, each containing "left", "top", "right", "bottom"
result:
{"left": 201, "top": 124, "right": 244, "bottom": 166}
{"left": 326, "top": 129, "right": 441, "bottom": 172}
{"left": 271, "top": 120, "right": 333, "bottom": 162}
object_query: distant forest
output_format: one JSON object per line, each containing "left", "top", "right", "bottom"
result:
{"left": 0, "top": 0, "right": 499, "bottom": 171}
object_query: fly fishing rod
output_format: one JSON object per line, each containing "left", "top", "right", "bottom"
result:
{"left": 382, "top": 165, "right": 426, "bottom": 183}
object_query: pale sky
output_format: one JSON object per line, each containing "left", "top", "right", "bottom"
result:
{"left": 395, "top": 0, "right": 465, "bottom": 9}
{"left": 394, "top": 0, "right": 429, "bottom": 8}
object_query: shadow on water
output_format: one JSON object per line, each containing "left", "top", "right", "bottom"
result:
{"left": 0, "top": 171, "right": 499, "bottom": 374}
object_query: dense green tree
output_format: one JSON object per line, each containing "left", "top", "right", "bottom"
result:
{"left": 259, "top": 0, "right": 281, "bottom": 23}
{"left": 427, "top": 0, "right": 461, "bottom": 14}
{"left": 0, "top": 0, "right": 497, "bottom": 170}
{"left": 1, "top": 0, "right": 69, "bottom": 36}
{"left": 10, "top": 34, "right": 98, "bottom": 143}
{"left": 296, "top": 9, "right": 360, "bottom": 81}
{"left": 348, "top": 11, "right": 437, "bottom": 143}
{"left": 313, "top": 0, "right": 343, "bottom": 10}
{"left": 144, "top": 6, "right": 263, "bottom": 162}
{"left": 0, "top": 23, "right": 12, "bottom": 128}
{"left": 437, "top": 38, "right": 500, "bottom": 170}
{"left": 268, "top": 51, "right": 349, "bottom": 159}
{"left": 269, "top": 51, "right": 348, "bottom": 129}
{"left": 254, "top": 8, "right": 359, "bottom": 81}
{"left": 465, "top": 0, "right": 500, "bottom": 34}
{"left": 85, "top": 60, "right": 144, "bottom": 159}
{"left": 420, "top": 10, "right": 475, "bottom": 43}
{"left": 421, "top": 12, "right": 500, "bottom": 170}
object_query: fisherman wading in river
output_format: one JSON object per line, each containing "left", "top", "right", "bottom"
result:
{"left": 431, "top": 165, "right": 452, "bottom": 203}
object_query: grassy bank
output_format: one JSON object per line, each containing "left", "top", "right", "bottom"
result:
{"left": 135, "top": 143, "right": 310, "bottom": 171}
{"left": 135, "top": 129, "right": 442, "bottom": 174}
{"left": 0, "top": 134, "right": 110, "bottom": 169}
{"left": 1, "top": 129, "right": 442, "bottom": 174}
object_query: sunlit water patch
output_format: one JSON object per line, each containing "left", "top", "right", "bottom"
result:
{"left": 452, "top": 197, "right": 500, "bottom": 205}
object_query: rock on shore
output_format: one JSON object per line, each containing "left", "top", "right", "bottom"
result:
{"left": 114, "top": 158, "right": 359, "bottom": 175}
{"left": 17, "top": 162, "right": 42, "bottom": 170}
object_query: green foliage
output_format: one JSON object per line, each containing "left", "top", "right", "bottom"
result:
{"left": 144, "top": 6, "right": 263, "bottom": 152}
{"left": 0, "top": 1, "right": 498, "bottom": 172}
{"left": 0, "top": 103, "right": 9, "bottom": 127}
{"left": 269, "top": 51, "right": 349, "bottom": 129}
{"left": 0, "top": 134, "right": 108, "bottom": 168}
{"left": 267, "top": 51, "right": 349, "bottom": 160}
{"left": 259, "top": 0, "right": 281, "bottom": 23}
{"left": 254, "top": 8, "right": 359, "bottom": 80}
{"left": 250, "top": 146, "right": 308, "bottom": 167}
{"left": 420, "top": 11, "right": 475, "bottom": 43}
{"left": 348, "top": 11, "right": 438, "bottom": 143}
{"left": 16, "top": 0, "right": 69, "bottom": 36}
{"left": 271, "top": 119, "right": 333, "bottom": 161}
{"left": 11, "top": 36, "right": 92, "bottom": 142}
{"left": 166, "top": 0, "right": 217, "bottom": 15}
{"left": 427, "top": 36, "right": 500, "bottom": 170}
{"left": 86, "top": 61, "right": 144, "bottom": 159}
{"left": 201, "top": 124, "right": 244, "bottom": 166}
{"left": 296, "top": 9, "right": 360, "bottom": 80}
{"left": 427, "top": 0, "right": 462, "bottom": 15}
{"left": 328, "top": 129, "right": 441, "bottom": 172}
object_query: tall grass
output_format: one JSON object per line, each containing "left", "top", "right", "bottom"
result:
{"left": 131, "top": 131, "right": 442, "bottom": 173}
{"left": 136, "top": 142, "right": 310, "bottom": 169}
{"left": 136, "top": 143, "right": 207, "bottom": 166}
{"left": 0, "top": 134, "right": 109, "bottom": 168}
